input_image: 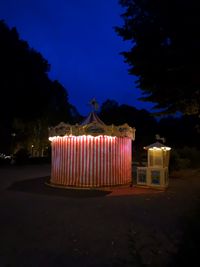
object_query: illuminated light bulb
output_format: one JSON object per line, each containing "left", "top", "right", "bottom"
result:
{"left": 148, "top": 146, "right": 171, "bottom": 151}
{"left": 49, "top": 135, "right": 117, "bottom": 142}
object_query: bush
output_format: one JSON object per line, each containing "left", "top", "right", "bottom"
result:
{"left": 29, "top": 156, "right": 51, "bottom": 164}
{"left": 170, "top": 147, "right": 200, "bottom": 171}
{"left": 14, "top": 148, "right": 30, "bottom": 165}
{"left": 169, "top": 150, "right": 181, "bottom": 171}
{"left": 177, "top": 147, "right": 200, "bottom": 168}
{"left": 0, "top": 157, "right": 11, "bottom": 166}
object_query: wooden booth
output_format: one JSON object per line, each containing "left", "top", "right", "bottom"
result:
{"left": 137, "top": 142, "right": 171, "bottom": 189}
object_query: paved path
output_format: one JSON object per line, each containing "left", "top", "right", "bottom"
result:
{"left": 0, "top": 165, "right": 200, "bottom": 266}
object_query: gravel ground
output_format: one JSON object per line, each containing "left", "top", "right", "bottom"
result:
{"left": 0, "top": 165, "right": 200, "bottom": 267}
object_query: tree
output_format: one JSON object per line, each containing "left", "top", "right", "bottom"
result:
{"left": 157, "top": 115, "right": 200, "bottom": 149}
{"left": 0, "top": 20, "right": 50, "bottom": 121}
{"left": 0, "top": 20, "right": 79, "bottom": 154}
{"left": 99, "top": 99, "right": 157, "bottom": 153}
{"left": 116, "top": 0, "right": 200, "bottom": 115}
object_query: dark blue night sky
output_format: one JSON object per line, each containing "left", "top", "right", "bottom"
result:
{"left": 0, "top": 0, "right": 154, "bottom": 115}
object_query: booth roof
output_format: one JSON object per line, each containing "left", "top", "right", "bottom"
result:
{"left": 144, "top": 142, "right": 171, "bottom": 150}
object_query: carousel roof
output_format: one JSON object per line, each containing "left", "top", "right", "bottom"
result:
{"left": 49, "top": 112, "right": 135, "bottom": 140}
{"left": 80, "top": 112, "right": 105, "bottom": 126}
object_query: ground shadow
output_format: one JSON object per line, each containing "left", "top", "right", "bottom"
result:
{"left": 7, "top": 177, "right": 112, "bottom": 198}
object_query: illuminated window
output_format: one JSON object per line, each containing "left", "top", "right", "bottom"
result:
{"left": 151, "top": 170, "right": 160, "bottom": 185}
{"left": 149, "top": 150, "right": 163, "bottom": 167}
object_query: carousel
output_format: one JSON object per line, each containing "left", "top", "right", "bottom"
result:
{"left": 48, "top": 102, "right": 135, "bottom": 188}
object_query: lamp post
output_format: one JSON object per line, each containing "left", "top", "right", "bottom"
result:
{"left": 11, "top": 133, "right": 16, "bottom": 155}
{"left": 31, "top": 144, "right": 34, "bottom": 157}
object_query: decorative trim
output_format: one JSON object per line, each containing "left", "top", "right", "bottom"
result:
{"left": 49, "top": 121, "right": 135, "bottom": 140}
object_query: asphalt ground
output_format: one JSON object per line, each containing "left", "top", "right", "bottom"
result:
{"left": 0, "top": 165, "right": 200, "bottom": 266}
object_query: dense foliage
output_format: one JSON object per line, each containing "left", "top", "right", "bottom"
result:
{"left": 116, "top": 0, "right": 200, "bottom": 115}
{"left": 0, "top": 20, "right": 79, "bottom": 155}
{"left": 99, "top": 99, "right": 200, "bottom": 163}
{"left": 99, "top": 99, "right": 157, "bottom": 149}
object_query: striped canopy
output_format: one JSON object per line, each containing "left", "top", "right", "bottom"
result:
{"left": 49, "top": 112, "right": 135, "bottom": 188}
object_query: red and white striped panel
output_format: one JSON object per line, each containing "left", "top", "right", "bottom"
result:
{"left": 50, "top": 135, "right": 132, "bottom": 187}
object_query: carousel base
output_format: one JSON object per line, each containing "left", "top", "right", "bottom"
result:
{"left": 46, "top": 180, "right": 132, "bottom": 190}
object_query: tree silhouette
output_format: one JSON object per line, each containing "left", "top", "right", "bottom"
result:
{"left": 116, "top": 0, "right": 200, "bottom": 116}
{"left": 99, "top": 99, "right": 157, "bottom": 158}
{"left": 0, "top": 20, "right": 78, "bottom": 155}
